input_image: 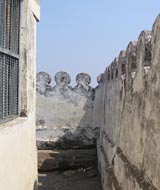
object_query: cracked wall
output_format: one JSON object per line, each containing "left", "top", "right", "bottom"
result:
{"left": 94, "top": 15, "right": 160, "bottom": 190}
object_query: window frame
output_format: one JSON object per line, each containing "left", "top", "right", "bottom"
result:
{"left": 0, "top": 0, "right": 21, "bottom": 122}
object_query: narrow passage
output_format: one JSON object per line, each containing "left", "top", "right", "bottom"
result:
{"left": 38, "top": 149, "right": 102, "bottom": 190}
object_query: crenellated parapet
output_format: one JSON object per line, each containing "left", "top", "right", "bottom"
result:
{"left": 97, "top": 73, "right": 104, "bottom": 84}
{"left": 99, "top": 29, "right": 153, "bottom": 87}
{"left": 37, "top": 71, "right": 94, "bottom": 99}
{"left": 36, "top": 72, "right": 52, "bottom": 94}
{"left": 95, "top": 15, "right": 160, "bottom": 190}
{"left": 126, "top": 41, "right": 137, "bottom": 78}
{"left": 119, "top": 50, "right": 127, "bottom": 80}
{"left": 36, "top": 71, "right": 97, "bottom": 150}
{"left": 74, "top": 73, "right": 92, "bottom": 93}
{"left": 54, "top": 71, "right": 71, "bottom": 87}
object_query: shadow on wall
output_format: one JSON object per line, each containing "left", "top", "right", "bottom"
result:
{"left": 33, "top": 180, "right": 38, "bottom": 190}
{"left": 36, "top": 71, "right": 100, "bottom": 150}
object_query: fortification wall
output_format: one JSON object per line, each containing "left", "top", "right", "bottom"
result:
{"left": 36, "top": 72, "right": 98, "bottom": 149}
{"left": 94, "top": 15, "right": 160, "bottom": 190}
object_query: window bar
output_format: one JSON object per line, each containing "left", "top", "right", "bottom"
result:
{"left": 0, "top": 0, "right": 20, "bottom": 121}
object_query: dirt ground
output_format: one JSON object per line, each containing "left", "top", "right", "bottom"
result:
{"left": 38, "top": 168, "right": 102, "bottom": 190}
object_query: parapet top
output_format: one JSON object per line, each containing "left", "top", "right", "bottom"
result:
{"left": 36, "top": 71, "right": 94, "bottom": 97}
{"left": 97, "top": 73, "right": 104, "bottom": 84}
{"left": 54, "top": 71, "right": 71, "bottom": 85}
{"left": 76, "top": 73, "right": 91, "bottom": 86}
{"left": 36, "top": 72, "right": 51, "bottom": 84}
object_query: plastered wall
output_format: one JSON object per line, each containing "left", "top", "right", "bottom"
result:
{"left": 94, "top": 15, "right": 160, "bottom": 190}
{"left": 0, "top": 1, "right": 40, "bottom": 190}
{"left": 36, "top": 71, "right": 98, "bottom": 149}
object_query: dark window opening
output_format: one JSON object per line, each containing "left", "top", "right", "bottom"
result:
{"left": 0, "top": 0, "right": 20, "bottom": 121}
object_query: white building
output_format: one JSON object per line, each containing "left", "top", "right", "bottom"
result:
{"left": 0, "top": 0, "right": 40, "bottom": 189}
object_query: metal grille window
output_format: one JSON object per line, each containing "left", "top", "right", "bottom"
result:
{"left": 0, "top": 0, "right": 20, "bottom": 121}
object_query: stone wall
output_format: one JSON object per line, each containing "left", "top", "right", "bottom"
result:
{"left": 94, "top": 15, "right": 160, "bottom": 190}
{"left": 36, "top": 71, "right": 98, "bottom": 149}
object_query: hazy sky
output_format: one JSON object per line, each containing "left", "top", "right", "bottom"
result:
{"left": 37, "top": 1, "right": 160, "bottom": 86}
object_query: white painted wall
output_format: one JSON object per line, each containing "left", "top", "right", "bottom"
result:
{"left": 0, "top": 1, "right": 40, "bottom": 190}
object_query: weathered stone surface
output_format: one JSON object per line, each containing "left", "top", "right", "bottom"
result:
{"left": 36, "top": 71, "right": 96, "bottom": 149}
{"left": 97, "top": 74, "right": 104, "bottom": 84}
{"left": 94, "top": 15, "right": 160, "bottom": 190}
{"left": 36, "top": 72, "right": 52, "bottom": 94}
{"left": 37, "top": 127, "right": 99, "bottom": 150}
{"left": 74, "top": 73, "right": 92, "bottom": 94}
{"left": 54, "top": 71, "right": 71, "bottom": 86}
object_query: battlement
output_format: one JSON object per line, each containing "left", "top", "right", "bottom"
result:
{"left": 95, "top": 15, "right": 160, "bottom": 190}
{"left": 99, "top": 29, "right": 152, "bottom": 87}
{"left": 36, "top": 71, "right": 94, "bottom": 98}
{"left": 36, "top": 71, "right": 97, "bottom": 150}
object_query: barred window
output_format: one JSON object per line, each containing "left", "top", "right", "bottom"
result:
{"left": 0, "top": 0, "right": 20, "bottom": 121}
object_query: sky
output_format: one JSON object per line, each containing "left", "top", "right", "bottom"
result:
{"left": 37, "top": 0, "right": 160, "bottom": 86}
